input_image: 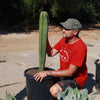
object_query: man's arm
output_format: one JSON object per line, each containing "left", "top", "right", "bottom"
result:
{"left": 34, "top": 37, "right": 59, "bottom": 82}
{"left": 34, "top": 64, "right": 78, "bottom": 82}
{"left": 49, "top": 64, "right": 78, "bottom": 77}
{"left": 46, "top": 37, "right": 58, "bottom": 57}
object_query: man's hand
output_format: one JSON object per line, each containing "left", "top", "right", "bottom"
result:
{"left": 34, "top": 71, "right": 48, "bottom": 82}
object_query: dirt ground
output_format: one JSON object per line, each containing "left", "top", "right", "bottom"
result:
{"left": 0, "top": 26, "right": 100, "bottom": 56}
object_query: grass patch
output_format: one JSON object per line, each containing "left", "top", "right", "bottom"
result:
{"left": 0, "top": 60, "right": 6, "bottom": 63}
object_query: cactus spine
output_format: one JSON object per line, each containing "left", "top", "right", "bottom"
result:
{"left": 39, "top": 11, "right": 48, "bottom": 72}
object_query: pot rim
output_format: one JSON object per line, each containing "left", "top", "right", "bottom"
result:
{"left": 95, "top": 59, "right": 100, "bottom": 66}
{"left": 24, "top": 67, "right": 57, "bottom": 81}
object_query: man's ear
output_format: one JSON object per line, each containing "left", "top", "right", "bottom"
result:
{"left": 74, "top": 30, "right": 78, "bottom": 35}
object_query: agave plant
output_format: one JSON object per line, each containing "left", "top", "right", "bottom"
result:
{"left": 57, "top": 86, "right": 88, "bottom": 100}
{"left": 0, "top": 92, "right": 16, "bottom": 100}
{"left": 89, "top": 91, "right": 100, "bottom": 100}
{"left": 57, "top": 86, "right": 100, "bottom": 100}
{"left": 39, "top": 11, "right": 48, "bottom": 72}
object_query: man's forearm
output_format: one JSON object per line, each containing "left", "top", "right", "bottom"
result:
{"left": 49, "top": 64, "right": 78, "bottom": 77}
{"left": 49, "top": 70, "right": 73, "bottom": 77}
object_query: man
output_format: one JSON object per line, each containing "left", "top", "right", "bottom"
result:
{"left": 34, "top": 18, "right": 88, "bottom": 98}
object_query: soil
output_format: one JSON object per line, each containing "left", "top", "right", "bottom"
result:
{"left": 0, "top": 25, "right": 100, "bottom": 56}
{"left": 26, "top": 68, "right": 39, "bottom": 76}
{"left": 26, "top": 68, "right": 54, "bottom": 76}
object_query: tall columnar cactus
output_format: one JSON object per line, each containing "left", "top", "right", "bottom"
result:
{"left": 39, "top": 11, "right": 48, "bottom": 72}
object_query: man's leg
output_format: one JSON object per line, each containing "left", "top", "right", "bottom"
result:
{"left": 49, "top": 83, "right": 63, "bottom": 98}
{"left": 49, "top": 77, "right": 81, "bottom": 98}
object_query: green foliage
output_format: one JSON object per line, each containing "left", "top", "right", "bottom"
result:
{"left": 57, "top": 86, "right": 100, "bottom": 100}
{"left": 0, "top": 92, "right": 16, "bottom": 100}
{"left": 0, "top": 0, "right": 100, "bottom": 26}
{"left": 80, "top": 2, "right": 98, "bottom": 23}
{"left": 90, "top": 91, "right": 100, "bottom": 100}
{"left": 49, "top": 0, "right": 85, "bottom": 24}
{"left": 92, "top": 91, "right": 100, "bottom": 95}
{"left": 49, "top": 0, "right": 100, "bottom": 24}
{"left": 50, "top": 0, "right": 83, "bottom": 16}
{"left": 39, "top": 11, "right": 48, "bottom": 72}
{"left": 50, "top": 0, "right": 59, "bottom": 17}
{"left": 57, "top": 86, "right": 88, "bottom": 100}
{"left": 18, "top": 0, "right": 40, "bottom": 25}
{"left": 5, "top": 94, "right": 15, "bottom": 100}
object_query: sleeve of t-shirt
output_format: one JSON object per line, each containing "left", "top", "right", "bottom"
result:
{"left": 53, "top": 38, "right": 64, "bottom": 52}
{"left": 70, "top": 44, "right": 87, "bottom": 67}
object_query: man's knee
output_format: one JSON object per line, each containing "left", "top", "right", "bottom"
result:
{"left": 49, "top": 85, "right": 57, "bottom": 96}
{"left": 49, "top": 83, "right": 62, "bottom": 98}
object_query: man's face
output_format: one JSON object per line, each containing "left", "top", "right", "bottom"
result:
{"left": 62, "top": 28, "right": 75, "bottom": 38}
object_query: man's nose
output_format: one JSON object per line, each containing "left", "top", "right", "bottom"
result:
{"left": 63, "top": 29, "right": 66, "bottom": 32}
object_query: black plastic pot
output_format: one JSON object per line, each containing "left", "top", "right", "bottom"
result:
{"left": 95, "top": 59, "right": 100, "bottom": 91}
{"left": 24, "top": 67, "right": 59, "bottom": 100}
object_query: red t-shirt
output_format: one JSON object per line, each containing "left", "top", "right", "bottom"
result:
{"left": 54, "top": 38, "right": 88, "bottom": 87}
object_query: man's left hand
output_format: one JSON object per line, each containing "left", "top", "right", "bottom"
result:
{"left": 34, "top": 71, "right": 48, "bottom": 82}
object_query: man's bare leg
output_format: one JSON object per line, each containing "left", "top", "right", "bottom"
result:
{"left": 49, "top": 83, "right": 63, "bottom": 98}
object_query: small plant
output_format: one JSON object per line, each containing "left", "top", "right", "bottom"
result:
{"left": 39, "top": 11, "right": 48, "bottom": 72}
{"left": 57, "top": 86, "right": 88, "bottom": 100}
{"left": 57, "top": 86, "right": 100, "bottom": 100}
{"left": 89, "top": 91, "right": 100, "bottom": 100}
{"left": 0, "top": 92, "right": 16, "bottom": 100}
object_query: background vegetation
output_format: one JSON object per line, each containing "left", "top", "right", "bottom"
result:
{"left": 0, "top": 0, "right": 100, "bottom": 29}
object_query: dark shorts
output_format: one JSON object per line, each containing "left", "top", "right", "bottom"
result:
{"left": 57, "top": 77, "right": 81, "bottom": 91}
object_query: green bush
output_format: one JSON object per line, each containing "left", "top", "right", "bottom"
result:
{"left": 1, "top": 0, "right": 100, "bottom": 27}
{"left": 80, "top": 2, "right": 98, "bottom": 24}
{"left": 19, "top": 0, "right": 40, "bottom": 26}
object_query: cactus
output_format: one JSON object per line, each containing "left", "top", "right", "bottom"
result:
{"left": 39, "top": 11, "right": 48, "bottom": 72}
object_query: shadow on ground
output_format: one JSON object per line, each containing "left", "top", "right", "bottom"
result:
{"left": 15, "top": 87, "right": 27, "bottom": 100}
{"left": 0, "top": 24, "right": 100, "bottom": 35}
{"left": 82, "top": 73, "right": 95, "bottom": 94}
